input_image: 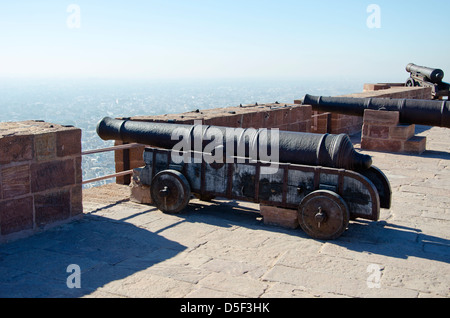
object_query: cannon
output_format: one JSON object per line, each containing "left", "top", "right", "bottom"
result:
{"left": 97, "top": 117, "right": 392, "bottom": 240}
{"left": 302, "top": 94, "right": 450, "bottom": 129}
{"left": 406, "top": 63, "right": 450, "bottom": 99}
{"left": 97, "top": 117, "right": 373, "bottom": 171}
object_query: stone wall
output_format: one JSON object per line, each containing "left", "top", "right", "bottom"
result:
{"left": 0, "top": 120, "right": 83, "bottom": 243}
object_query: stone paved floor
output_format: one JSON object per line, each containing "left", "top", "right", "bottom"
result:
{"left": 0, "top": 126, "right": 449, "bottom": 298}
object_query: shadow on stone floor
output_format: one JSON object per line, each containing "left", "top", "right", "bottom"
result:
{"left": 0, "top": 213, "right": 186, "bottom": 298}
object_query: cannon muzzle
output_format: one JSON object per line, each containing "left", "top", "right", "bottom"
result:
{"left": 303, "top": 94, "right": 450, "bottom": 129}
{"left": 97, "top": 117, "right": 372, "bottom": 171}
{"left": 406, "top": 63, "right": 444, "bottom": 84}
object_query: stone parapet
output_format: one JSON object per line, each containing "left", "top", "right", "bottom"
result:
{"left": 0, "top": 120, "right": 83, "bottom": 243}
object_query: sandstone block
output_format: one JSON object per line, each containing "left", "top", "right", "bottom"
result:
{"left": 34, "top": 132, "right": 56, "bottom": 161}
{"left": 260, "top": 205, "right": 299, "bottom": 229}
{"left": 31, "top": 159, "right": 75, "bottom": 193}
{"left": 404, "top": 136, "right": 427, "bottom": 154}
{"left": 1, "top": 164, "right": 30, "bottom": 199}
{"left": 0, "top": 135, "right": 33, "bottom": 164}
{"left": 56, "top": 128, "right": 82, "bottom": 157}
{"left": 361, "top": 137, "right": 403, "bottom": 153}
{"left": 369, "top": 125, "right": 391, "bottom": 139}
{"left": 363, "top": 109, "right": 399, "bottom": 125}
{"left": 390, "top": 124, "right": 415, "bottom": 140}
{"left": 0, "top": 196, "right": 34, "bottom": 235}
{"left": 34, "top": 190, "right": 71, "bottom": 228}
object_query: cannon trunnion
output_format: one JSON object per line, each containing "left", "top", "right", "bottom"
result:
{"left": 97, "top": 117, "right": 391, "bottom": 240}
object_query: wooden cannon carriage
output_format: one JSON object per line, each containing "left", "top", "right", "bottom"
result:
{"left": 97, "top": 117, "right": 392, "bottom": 240}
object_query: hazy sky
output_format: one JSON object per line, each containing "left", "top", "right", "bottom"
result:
{"left": 1, "top": 0, "right": 449, "bottom": 82}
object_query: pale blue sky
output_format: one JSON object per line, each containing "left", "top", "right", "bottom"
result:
{"left": 1, "top": 0, "right": 449, "bottom": 82}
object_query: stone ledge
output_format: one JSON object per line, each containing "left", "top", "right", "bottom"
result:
{"left": 0, "top": 120, "right": 83, "bottom": 243}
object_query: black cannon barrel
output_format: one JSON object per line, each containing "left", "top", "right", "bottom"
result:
{"left": 303, "top": 94, "right": 450, "bottom": 129}
{"left": 97, "top": 117, "right": 372, "bottom": 171}
{"left": 406, "top": 63, "right": 444, "bottom": 83}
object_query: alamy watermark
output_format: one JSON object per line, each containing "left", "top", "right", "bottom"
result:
{"left": 66, "top": 264, "right": 81, "bottom": 289}
{"left": 170, "top": 121, "right": 280, "bottom": 175}
{"left": 367, "top": 4, "right": 381, "bottom": 29}
{"left": 67, "top": 4, "right": 81, "bottom": 29}
{"left": 366, "top": 264, "right": 382, "bottom": 289}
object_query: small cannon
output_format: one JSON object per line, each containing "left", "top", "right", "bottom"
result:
{"left": 406, "top": 63, "right": 450, "bottom": 99}
{"left": 97, "top": 117, "right": 392, "bottom": 240}
{"left": 302, "top": 94, "right": 450, "bottom": 129}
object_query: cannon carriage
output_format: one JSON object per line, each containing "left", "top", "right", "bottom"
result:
{"left": 405, "top": 63, "right": 450, "bottom": 99}
{"left": 97, "top": 117, "right": 392, "bottom": 240}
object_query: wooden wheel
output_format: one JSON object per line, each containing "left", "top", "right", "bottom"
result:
{"left": 150, "top": 170, "right": 191, "bottom": 214}
{"left": 406, "top": 78, "right": 416, "bottom": 87}
{"left": 298, "top": 190, "right": 350, "bottom": 240}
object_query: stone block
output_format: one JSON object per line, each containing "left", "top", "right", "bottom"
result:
{"left": 262, "top": 111, "right": 276, "bottom": 128}
{"left": 291, "top": 106, "right": 312, "bottom": 122}
{"left": 361, "top": 137, "right": 403, "bottom": 153}
{"left": 363, "top": 109, "right": 400, "bottom": 125}
{"left": 75, "top": 156, "right": 82, "bottom": 184}
{"left": 34, "top": 189, "right": 71, "bottom": 228}
{"left": 129, "top": 146, "right": 146, "bottom": 164}
{"left": 260, "top": 205, "right": 299, "bottom": 229}
{"left": 389, "top": 124, "right": 415, "bottom": 140}
{"left": 1, "top": 164, "right": 30, "bottom": 199}
{"left": 226, "top": 114, "right": 242, "bottom": 128}
{"left": 0, "top": 196, "right": 34, "bottom": 235}
{"left": 249, "top": 111, "right": 264, "bottom": 129}
{"left": 363, "top": 83, "right": 391, "bottom": 91}
{"left": 56, "top": 128, "right": 82, "bottom": 157}
{"left": 34, "top": 132, "right": 56, "bottom": 161}
{"left": 31, "top": 159, "right": 75, "bottom": 193}
{"left": 297, "top": 120, "right": 311, "bottom": 133}
{"left": 71, "top": 184, "right": 83, "bottom": 216}
{"left": 404, "top": 136, "right": 427, "bottom": 154}
{"left": 0, "top": 135, "right": 34, "bottom": 164}
{"left": 369, "top": 125, "right": 391, "bottom": 139}
{"left": 276, "top": 109, "right": 291, "bottom": 126}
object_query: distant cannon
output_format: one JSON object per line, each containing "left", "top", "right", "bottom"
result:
{"left": 302, "top": 94, "right": 450, "bottom": 129}
{"left": 406, "top": 63, "right": 450, "bottom": 99}
{"left": 97, "top": 117, "right": 392, "bottom": 240}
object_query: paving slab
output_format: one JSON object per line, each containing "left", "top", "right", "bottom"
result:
{"left": 0, "top": 125, "right": 449, "bottom": 298}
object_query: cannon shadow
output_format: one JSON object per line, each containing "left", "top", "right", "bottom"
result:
{"left": 0, "top": 206, "right": 187, "bottom": 298}
{"left": 179, "top": 199, "right": 450, "bottom": 265}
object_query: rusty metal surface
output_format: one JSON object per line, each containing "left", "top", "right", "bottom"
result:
{"left": 96, "top": 117, "right": 372, "bottom": 171}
